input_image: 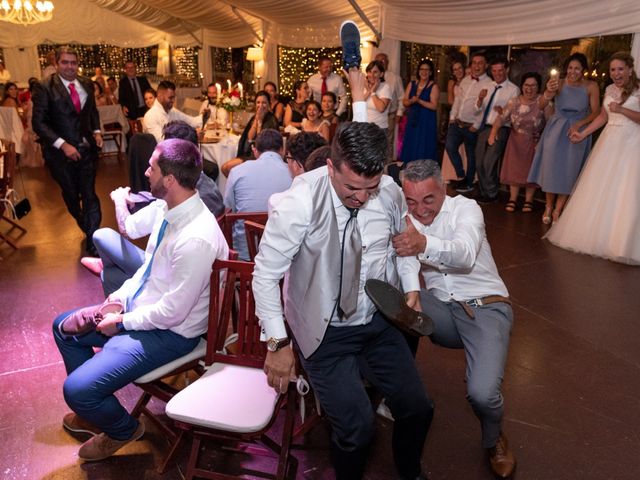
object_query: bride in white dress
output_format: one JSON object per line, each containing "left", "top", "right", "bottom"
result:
{"left": 545, "top": 52, "right": 640, "bottom": 265}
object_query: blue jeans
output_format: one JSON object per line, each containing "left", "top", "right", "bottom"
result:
{"left": 53, "top": 310, "right": 199, "bottom": 440}
{"left": 445, "top": 122, "right": 479, "bottom": 187}
{"left": 93, "top": 228, "right": 145, "bottom": 297}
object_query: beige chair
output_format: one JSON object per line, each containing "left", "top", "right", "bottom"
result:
{"left": 165, "top": 259, "right": 297, "bottom": 479}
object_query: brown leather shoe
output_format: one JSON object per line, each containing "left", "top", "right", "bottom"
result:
{"left": 80, "top": 257, "right": 104, "bottom": 276}
{"left": 365, "top": 279, "right": 433, "bottom": 336}
{"left": 78, "top": 421, "right": 145, "bottom": 461}
{"left": 488, "top": 432, "right": 516, "bottom": 478}
{"left": 63, "top": 413, "right": 102, "bottom": 437}
{"left": 60, "top": 300, "right": 123, "bottom": 336}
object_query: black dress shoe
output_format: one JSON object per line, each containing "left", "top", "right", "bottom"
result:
{"left": 365, "top": 280, "right": 433, "bottom": 336}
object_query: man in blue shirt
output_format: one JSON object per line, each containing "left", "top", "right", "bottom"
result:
{"left": 224, "top": 129, "right": 292, "bottom": 260}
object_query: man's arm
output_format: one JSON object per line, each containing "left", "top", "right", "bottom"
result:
{"left": 31, "top": 82, "right": 60, "bottom": 147}
{"left": 335, "top": 75, "right": 348, "bottom": 116}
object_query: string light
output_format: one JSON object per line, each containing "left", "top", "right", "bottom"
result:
{"left": 174, "top": 46, "right": 199, "bottom": 80}
{"left": 278, "top": 46, "right": 342, "bottom": 97}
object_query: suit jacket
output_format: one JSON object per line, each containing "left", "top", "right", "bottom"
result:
{"left": 118, "top": 75, "right": 152, "bottom": 119}
{"left": 32, "top": 74, "right": 101, "bottom": 158}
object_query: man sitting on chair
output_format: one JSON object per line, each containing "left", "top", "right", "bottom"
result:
{"left": 81, "top": 121, "right": 225, "bottom": 296}
{"left": 53, "top": 138, "right": 228, "bottom": 462}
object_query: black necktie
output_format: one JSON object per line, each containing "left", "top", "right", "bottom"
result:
{"left": 480, "top": 85, "right": 502, "bottom": 128}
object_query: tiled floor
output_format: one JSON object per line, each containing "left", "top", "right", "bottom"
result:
{"left": 1, "top": 158, "right": 639, "bottom": 479}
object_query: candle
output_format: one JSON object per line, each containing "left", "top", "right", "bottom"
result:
{"left": 215, "top": 82, "right": 221, "bottom": 98}
{"left": 238, "top": 83, "right": 243, "bottom": 98}
{"left": 227, "top": 79, "right": 232, "bottom": 91}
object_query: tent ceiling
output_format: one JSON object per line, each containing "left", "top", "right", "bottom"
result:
{"left": 0, "top": 0, "right": 638, "bottom": 49}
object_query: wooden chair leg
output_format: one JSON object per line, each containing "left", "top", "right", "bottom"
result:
{"left": 157, "top": 428, "right": 186, "bottom": 474}
{"left": 2, "top": 215, "right": 27, "bottom": 232}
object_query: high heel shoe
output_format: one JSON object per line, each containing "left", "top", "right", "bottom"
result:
{"left": 542, "top": 206, "right": 552, "bottom": 225}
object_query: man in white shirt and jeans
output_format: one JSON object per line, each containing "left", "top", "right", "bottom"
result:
{"left": 53, "top": 138, "right": 229, "bottom": 462}
{"left": 392, "top": 159, "right": 516, "bottom": 479}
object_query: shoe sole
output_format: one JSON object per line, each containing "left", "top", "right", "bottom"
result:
{"left": 365, "top": 279, "right": 433, "bottom": 336}
{"left": 63, "top": 422, "right": 101, "bottom": 437}
{"left": 340, "top": 20, "right": 361, "bottom": 70}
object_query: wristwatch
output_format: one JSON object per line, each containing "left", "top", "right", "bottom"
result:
{"left": 115, "top": 322, "right": 126, "bottom": 333}
{"left": 266, "top": 337, "right": 290, "bottom": 352}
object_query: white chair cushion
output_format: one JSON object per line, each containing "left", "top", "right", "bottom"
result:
{"left": 134, "top": 338, "right": 207, "bottom": 384}
{"left": 166, "top": 363, "right": 279, "bottom": 433}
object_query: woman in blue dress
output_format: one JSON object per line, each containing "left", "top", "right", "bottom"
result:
{"left": 400, "top": 59, "right": 440, "bottom": 164}
{"left": 527, "top": 53, "right": 600, "bottom": 224}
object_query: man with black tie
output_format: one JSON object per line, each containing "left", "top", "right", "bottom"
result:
{"left": 32, "top": 46, "right": 103, "bottom": 255}
{"left": 118, "top": 60, "right": 151, "bottom": 120}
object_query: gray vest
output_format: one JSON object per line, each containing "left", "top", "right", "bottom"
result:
{"left": 285, "top": 173, "right": 405, "bottom": 358}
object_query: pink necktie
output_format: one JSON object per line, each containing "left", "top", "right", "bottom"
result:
{"left": 69, "top": 83, "right": 81, "bottom": 113}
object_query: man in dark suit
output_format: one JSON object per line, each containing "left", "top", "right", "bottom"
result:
{"left": 32, "top": 46, "right": 103, "bottom": 256}
{"left": 118, "top": 60, "right": 151, "bottom": 120}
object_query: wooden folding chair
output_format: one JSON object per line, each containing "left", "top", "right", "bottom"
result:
{"left": 218, "top": 211, "right": 268, "bottom": 249}
{"left": 98, "top": 105, "right": 129, "bottom": 163}
{"left": 244, "top": 220, "right": 266, "bottom": 261}
{"left": 165, "top": 259, "right": 297, "bottom": 479}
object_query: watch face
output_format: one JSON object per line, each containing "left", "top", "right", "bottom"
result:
{"left": 267, "top": 338, "right": 277, "bottom": 352}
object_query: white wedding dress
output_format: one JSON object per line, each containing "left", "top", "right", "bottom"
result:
{"left": 545, "top": 85, "right": 640, "bottom": 265}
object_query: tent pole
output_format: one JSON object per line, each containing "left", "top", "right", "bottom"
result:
{"left": 347, "top": 0, "right": 382, "bottom": 44}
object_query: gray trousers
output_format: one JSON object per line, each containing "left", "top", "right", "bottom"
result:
{"left": 419, "top": 289, "right": 513, "bottom": 448}
{"left": 475, "top": 126, "right": 509, "bottom": 198}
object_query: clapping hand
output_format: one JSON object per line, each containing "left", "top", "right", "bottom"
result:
{"left": 493, "top": 105, "right": 504, "bottom": 115}
{"left": 478, "top": 89, "right": 488, "bottom": 101}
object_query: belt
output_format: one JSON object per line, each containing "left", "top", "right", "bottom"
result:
{"left": 456, "top": 295, "right": 511, "bottom": 319}
{"left": 455, "top": 120, "right": 474, "bottom": 129}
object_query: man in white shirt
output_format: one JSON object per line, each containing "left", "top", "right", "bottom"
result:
{"left": 199, "top": 82, "right": 226, "bottom": 126}
{"left": 307, "top": 56, "right": 348, "bottom": 116}
{"left": 224, "top": 129, "right": 292, "bottom": 260}
{"left": 392, "top": 160, "right": 516, "bottom": 479}
{"left": 375, "top": 52, "right": 405, "bottom": 160}
{"left": 253, "top": 68, "right": 432, "bottom": 480}
{"left": 53, "top": 138, "right": 229, "bottom": 462}
{"left": 143, "top": 80, "right": 201, "bottom": 142}
{"left": 445, "top": 52, "right": 493, "bottom": 194}
{"left": 474, "top": 58, "right": 520, "bottom": 203}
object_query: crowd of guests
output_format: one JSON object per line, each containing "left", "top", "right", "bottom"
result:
{"left": 9, "top": 36, "right": 639, "bottom": 480}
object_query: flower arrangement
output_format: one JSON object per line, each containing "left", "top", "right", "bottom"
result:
{"left": 219, "top": 89, "right": 243, "bottom": 112}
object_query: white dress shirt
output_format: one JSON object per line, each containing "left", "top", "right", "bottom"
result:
{"left": 449, "top": 73, "right": 493, "bottom": 129}
{"left": 383, "top": 70, "right": 405, "bottom": 116}
{"left": 476, "top": 79, "right": 520, "bottom": 127}
{"left": 112, "top": 192, "right": 229, "bottom": 338}
{"left": 143, "top": 99, "right": 202, "bottom": 142}
{"left": 410, "top": 195, "right": 508, "bottom": 302}
{"left": 53, "top": 76, "right": 98, "bottom": 149}
{"left": 366, "top": 82, "right": 392, "bottom": 129}
{"left": 307, "top": 71, "right": 348, "bottom": 116}
{"left": 199, "top": 99, "right": 228, "bottom": 125}
{"left": 255, "top": 168, "right": 421, "bottom": 340}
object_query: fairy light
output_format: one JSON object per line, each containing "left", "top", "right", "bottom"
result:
{"left": 278, "top": 46, "right": 342, "bottom": 97}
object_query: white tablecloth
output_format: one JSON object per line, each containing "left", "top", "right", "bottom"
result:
{"left": 0, "top": 106, "right": 25, "bottom": 155}
{"left": 200, "top": 134, "right": 239, "bottom": 194}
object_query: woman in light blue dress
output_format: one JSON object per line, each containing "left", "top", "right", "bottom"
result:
{"left": 527, "top": 53, "right": 600, "bottom": 224}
